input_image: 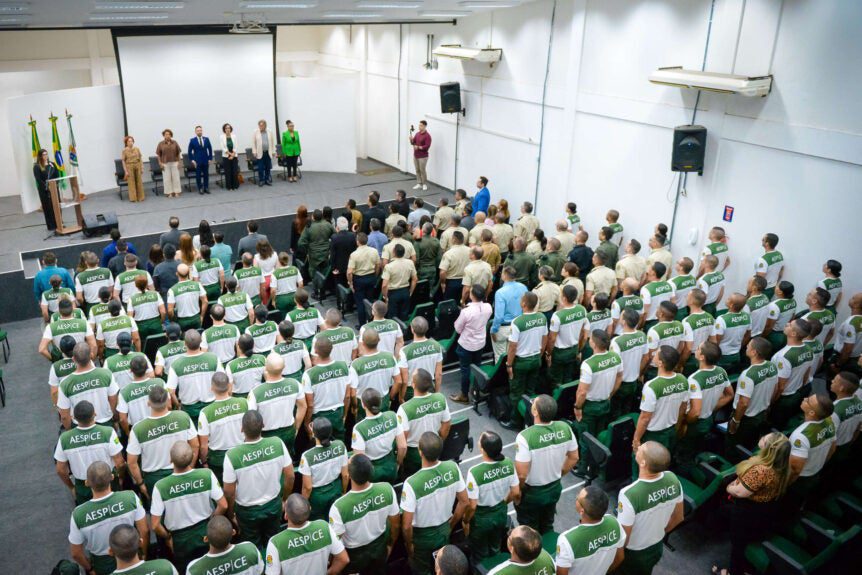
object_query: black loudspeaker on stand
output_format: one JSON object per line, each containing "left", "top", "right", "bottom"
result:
{"left": 671, "top": 125, "right": 707, "bottom": 175}
{"left": 440, "top": 82, "right": 463, "bottom": 114}
{"left": 82, "top": 212, "right": 119, "bottom": 237}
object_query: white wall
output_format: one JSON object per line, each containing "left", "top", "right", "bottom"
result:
{"left": 313, "top": 0, "right": 862, "bottom": 324}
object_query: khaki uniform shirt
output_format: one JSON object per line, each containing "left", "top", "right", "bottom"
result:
{"left": 440, "top": 226, "right": 469, "bottom": 252}
{"left": 480, "top": 242, "right": 502, "bottom": 271}
{"left": 348, "top": 245, "right": 380, "bottom": 277}
{"left": 492, "top": 223, "right": 514, "bottom": 254}
{"left": 646, "top": 248, "right": 673, "bottom": 279}
{"left": 385, "top": 213, "right": 407, "bottom": 237}
{"left": 382, "top": 238, "right": 416, "bottom": 262}
{"left": 561, "top": 277, "right": 585, "bottom": 305}
{"left": 533, "top": 281, "right": 561, "bottom": 313}
{"left": 462, "top": 260, "right": 494, "bottom": 291}
{"left": 526, "top": 239, "right": 544, "bottom": 259}
{"left": 616, "top": 254, "right": 647, "bottom": 282}
{"left": 383, "top": 258, "right": 416, "bottom": 289}
{"left": 586, "top": 266, "right": 617, "bottom": 296}
{"left": 513, "top": 214, "right": 540, "bottom": 242}
{"left": 468, "top": 225, "right": 486, "bottom": 246}
{"left": 433, "top": 206, "right": 456, "bottom": 231}
{"left": 555, "top": 231, "right": 577, "bottom": 257}
{"left": 439, "top": 245, "right": 471, "bottom": 280}
{"left": 454, "top": 199, "right": 468, "bottom": 215}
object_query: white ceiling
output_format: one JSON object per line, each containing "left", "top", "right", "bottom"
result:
{"left": 0, "top": 0, "right": 527, "bottom": 28}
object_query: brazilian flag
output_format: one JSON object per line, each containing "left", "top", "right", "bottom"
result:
{"left": 28, "top": 115, "right": 41, "bottom": 160}
{"left": 49, "top": 113, "right": 66, "bottom": 188}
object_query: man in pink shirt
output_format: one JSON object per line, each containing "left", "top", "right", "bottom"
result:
{"left": 410, "top": 120, "right": 432, "bottom": 191}
{"left": 451, "top": 284, "right": 493, "bottom": 403}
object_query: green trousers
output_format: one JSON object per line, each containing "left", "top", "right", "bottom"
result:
{"left": 410, "top": 522, "right": 451, "bottom": 575}
{"left": 575, "top": 399, "right": 611, "bottom": 472}
{"left": 468, "top": 502, "right": 507, "bottom": 562}
{"left": 766, "top": 331, "right": 786, "bottom": 356}
{"left": 643, "top": 426, "right": 677, "bottom": 454}
{"left": 103, "top": 347, "right": 120, "bottom": 359}
{"left": 315, "top": 406, "right": 346, "bottom": 442}
{"left": 181, "top": 401, "right": 209, "bottom": 428}
{"left": 176, "top": 315, "right": 202, "bottom": 332}
{"left": 171, "top": 519, "right": 209, "bottom": 572}
{"left": 263, "top": 425, "right": 297, "bottom": 461}
{"left": 346, "top": 528, "right": 390, "bottom": 574}
{"left": 275, "top": 293, "right": 296, "bottom": 315}
{"left": 403, "top": 446, "right": 421, "bottom": 479}
{"left": 137, "top": 317, "right": 164, "bottom": 347}
{"left": 675, "top": 306, "right": 689, "bottom": 321}
{"left": 764, "top": 287, "right": 775, "bottom": 300}
{"left": 703, "top": 303, "right": 718, "bottom": 317}
{"left": 515, "top": 480, "right": 561, "bottom": 534}
{"left": 371, "top": 451, "right": 398, "bottom": 484}
{"left": 618, "top": 540, "right": 664, "bottom": 575}
{"left": 510, "top": 355, "right": 541, "bottom": 426}
{"left": 228, "top": 318, "right": 250, "bottom": 335}
{"left": 204, "top": 283, "right": 222, "bottom": 303}
{"left": 549, "top": 346, "right": 579, "bottom": 387}
{"left": 726, "top": 412, "right": 766, "bottom": 456}
{"left": 74, "top": 476, "right": 120, "bottom": 506}
{"left": 611, "top": 382, "right": 639, "bottom": 420}
{"left": 309, "top": 478, "right": 342, "bottom": 521}
{"left": 356, "top": 395, "right": 391, "bottom": 424}
{"left": 90, "top": 553, "right": 117, "bottom": 575}
{"left": 418, "top": 266, "right": 438, "bottom": 286}
{"left": 772, "top": 391, "right": 803, "bottom": 432}
{"left": 207, "top": 449, "right": 227, "bottom": 484}
{"left": 677, "top": 416, "right": 712, "bottom": 475}
{"left": 143, "top": 468, "right": 172, "bottom": 501}
{"left": 236, "top": 495, "right": 283, "bottom": 551}
{"left": 718, "top": 352, "right": 741, "bottom": 374}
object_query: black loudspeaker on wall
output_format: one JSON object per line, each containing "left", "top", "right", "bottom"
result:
{"left": 82, "top": 212, "right": 119, "bottom": 238}
{"left": 671, "top": 125, "right": 707, "bottom": 175}
{"left": 440, "top": 82, "right": 462, "bottom": 114}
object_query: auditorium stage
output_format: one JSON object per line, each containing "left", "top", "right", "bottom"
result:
{"left": 0, "top": 158, "right": 445, "bottom": 275}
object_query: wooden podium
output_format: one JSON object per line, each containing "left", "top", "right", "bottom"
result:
{"left": 48, "top": 175, "right": 84, "bottom": 235}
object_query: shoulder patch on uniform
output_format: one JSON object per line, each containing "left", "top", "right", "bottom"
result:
{"left": 690, "top": 384, "right": 697, "bottom": 392}
{"left": 618, "top": 501, "right": 623, "bottom": 512}
{"left": 397, "top": 414, "right": 403, "bottom": 424}
{"left": 778, "top": 361, "right": 784, "bottom": 369}
{"left": 793, "top": 439, "right": 802, "bottom": 447}
{"left": 266, "top": 554, "right": 273, "bottom": 565}
{"left": 467, "top": 482, "right": 474, "bottom": 490}
{"left": 739, "top": 381, "right": 746, "bottom": 389}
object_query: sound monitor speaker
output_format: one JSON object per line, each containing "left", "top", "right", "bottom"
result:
{"left": 440, "top": 82, "right": 462, "bottom": 114}
{"left": 671, "top": 125, "right": 707, "bottom": 175}
{"left": 82, "top": 212, "right": 119, "bottom": 238}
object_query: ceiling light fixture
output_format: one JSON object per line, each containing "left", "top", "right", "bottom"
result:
{"left": 93, "top": 1, "right": 184, "bottom": 9}
{"left": 89, "top": 12, "right": 170, "bottom": 21}
{"left": 0, "top": 15, "right": 27, "bottom": 23}
{"left": 322, "top": 11, "right": 383, "bottom": 18}
{"left": 240, "top": 1, "right": 318, "bottom": 8}
{"left": 459, "top": 1, "right": 519, "bottom": 8}
{"left": 355, "top": 1, "right": 422, "bottom": 8}
{"left": 0, "top": 3, "right": 28, "bottom": 14}
{"left": 418, "top": 10, "right": 471, "bottom": 17}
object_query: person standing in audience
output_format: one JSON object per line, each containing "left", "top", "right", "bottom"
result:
{"left": 670, "top": 257, "right": 696, "bottom": 319}
{"left": 763, "top": 280, "right": 796, "bottom": 352}
{"left": 611, "top": 309, "right": 650, "bottom": 418}
{"left": 247, "top": 354, "right": 305, "bottom": 461}
{"left": 329, "top": 217, "right": 356, "bottom": 289}
{"left": 450, "top": 285, "right": 492, "bottom": 404}
{"left": 401, "top": 432, "right": 468, "bottom": 575}
{"left": 633, "top": 346, "right": 689, "bottom": 454}
{"left": 727, "top": 338, "right": 780, "bottom": 451}
{"left": 34, "top": 251, "right": 74, "bottom": 303}
{"left": 596, "top": 227, "right": 619, "bottom": 270}
{"left": 150, "top": 442, "right": 227, "bottom": 572}
{"left": 556, "top": 485, "right": 626, "bottom": 575}
{"left": 473, "top": 176, "right": 491, "bottom": 216}
{"left": 329, "top": 454, "right": 400, "bottom": 572}
{"left": 311, "top": 308, "right": 357, "bottom": 366}
{"left": 438, "top": 231, "right": 470, "bottom": 302}
{"left": 192, "top": 245, "right": 224, "bottom": 303}
{"left": 156, "top": 129, "right": 183, "bottom": 198}
{"left": 504, "top": 292, "right": 548, "bottom": 429}
{"left": 76, "top": 252, "right": 114, "bottom": 316}
{"left": 818, "top": 259, "right": 843, "bottom": 313}
{"left": 802, "top": 287, "right": 836, "bottom": 346}
{"left": 360, "top": 301, "right": 404, "bottom": 357}
{"left": 512, "top": 202, "right": 540, "bottom": 243}
{"left": 460, "top": 247, "right": 492, "bottom": 306}
{"left": 396, "top": 369, "right": 451, "bottom": 478}
{"left": 299, "top": 417, "right": 349, "bottom": 521}
{"left": 300, "top": 209, "right": 336, "bottom": 288}
{"left": 386, "top": 203, "right": 407, "bottom": 237}
{"left": 127, "top": 385, "right": 198, "bottom": 500}
{"left": 833, "top": 293, "right": 862, "bottom": 374}
{"left": 117, "top": 356, "right": 164, "bottom": 436}
{"left": 121, "top": 135, "right": 145, "bottom": 202}
{"left": 584, "top": 251, "right": 617, "bottom": 304}
{"left": 103, "top": 332, "right": 150, "bottom": 389}
{"left": 246, "top": 304, "right": 280, "bottom": 355}
{"left": 463, "top": 431, "right": 519, "bottom": 563}
{"left": 107, "top": 524, "right": 177, "bottom": 575}
{"left": 286, "top": 289, "right": 323, "bottom": 349}
{"left": 604, "top": 209, "right": 624, "bottom": 247}
{"left": 302, "top": 338, "right": 351, "bottom": 442}
{"left": 698, "top": 226, "right": 730, "bottom": 276}
{"left": 58, "top": 342, "right": 117, "bottom": 429}
{"left": 96, "top": 303, "right": 139, "bottom": 359}
{"left": 440, "top": 213, "right": 468, "bottom": 251}
{"left": 537, "top": 238, "right": 566, "bottom": 283}
{"left": 281, "top": 119, "right": 301, "bottom": 182}
{"left": 347, "top": 233, "right": 380, "bottom": 326}
{"left": 492, "top": 213, "right": 514, "bottom": 259}
{"left": 568, "top": 230, "right": 593, "bottom": 283}
{"left": 263, "top": 494, "right": 347, "bottom": 574}
{"left": 514, "top": 395, "right": 579, "bottom": 533}
{"left": 165, "top": 330, "right": 223, "bottom": 426}
{"left": 186, "top": 516, "right": 263, "bottom": 574}
{"left": 251, "top": 119, "right": 276, "bottom": 186}
{"left": 54, "top": 401, "right": 124, "bottom": 505}
{"left": 645, "top": 302, "right": 684, "bottom": 378}
{"left": 397, "top": 317, "right": 444, "bottom": 402}
{"left": 235, "top": 253, "right": 265, "bottom": 307}
{"left": 407, "top": 198, "right": 431, "bottom": 230}
{"left": 487, "top": 525, "right": 555, "bottom": 575}
{"left": 219, "top": 123, "right": 240, "bottom": 190}
{"left": 756, "top": 233, "right": 784, "bottom": 299}
{"left": 713, "top": 293, "right": 751, "bottom": 373}
{"left": 217, "top": 277, "right": 254, "bottom": 335}
{"left": 433, "top": 197, "right": 455, "bottom": 231}
{"left": 68, "top": 462, "right": 148, "bottom": 575}
{"left": 697, "top": 255, "right": 725, "bottom": 317}
{"left": 40, "top": 299, "right": 96, "bottom": 362}
{"left": 546, "top": 285, "right": 588, "bottom": 388}
{"left": 197, "top": 372, "right": 247, "bottom": 481}
{"left": 644, "top": 234, "right": 672, "bottom": 282}
{"left": 787, "top": 392, "right": 836, "bottom": 502}
{"left": 718, "top": 432, "right": 791, "bottom": 575}
{"left": 490, "top": 266, "right": 527, "bottom": 363}
{"left": 611, "top": 278, "right": 643, "bottom": 335}
{"left": 348, "top": 328, "right": 400, "bottom": 417}
{"left": 640, "top": 262, "right": 674, "bottom": 332}
{"left": 166, "top": 263, "right": 207, "bottom": 332}
{"left": 575, "top": 330, "right": 622, "bottom": 467}
{"left": 381, "top": 244, "right": 417, "bottom": 321}
{"left": 829, "top": 372, "right": 862, "bottom": 468}
{"left": 187, "top": 125, "right": 212, "bottom": 195}
{"left": 479, "top": 228, "right": 502, "bottom": 273}
{"left": 616, "top": 239, "right": 647, "bottom": 288}
{"left": 617, "top": 442, "right": 684, "bottom": 575}
{"left": 154, "top": 323, "right": 184, "bottom": 378}
{"left": 745, "top": 275, "right": 771, "bottom": 338}
{"left": 772, "top": 319, "right": 814, "bottom": 430}
{"left": 554, "top": 220, "right": 577, "bottom": 259}
{"left": 113, "top": 253, "right": 150, "bottom": 305}
{"left": 153, "top": 244, "right": 180, "bottom": 303}
{"left": 506, "top": 237, "right": 537, "bottom": 288}
{"left": 415, "top": 222, "right": 441, "bottom": 285}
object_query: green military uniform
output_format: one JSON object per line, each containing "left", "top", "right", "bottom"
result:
{"left": 187, "top": 542, "right": 262, "bottom": 575}
{"left": 351, "top": 411, "right": 400, "bottom": 483}
{"left": 299, "top": 220, "right": 335, "bottom": 279}
{"left": 465, "top": 458, "right": 518, "bottom": 561}
{"left": 396, "top": 392, "right": 451, "bottom": 478}
{"left": 514, "top": 420, "right": 578, "bottom": 533}
{"left": 302, "top": 359, "right": 351, "bottom": 442}
{"left": 329, "top": 482, "right": 399, "bottom": 573}
{"left": 128, "top": 290, "right": 164, "bottom": 346}
{"left": 506, "top": 250, "right": 538, "bottom": 289}
{"left": 639, "top": 373, "right": 689, "bottom": 454}
{"left": 677, "top": 367, "right": 730, "bottom": 473}
{"left": 264, "top": 520, "right": 343, "bottom": 575}
{"left": 548, "top": 304, "right": 588, "bottom": 387}
{"left": 416, "top": 235, "right": 442, "bottom": 285}
{"left": 537, "top": 250, "right": 566, "bottom": 283}
{"left": 508, "top": 312, "right": 548, "bottom": 427}
{"left": 68, "top": 490, "right": 145, "bottom": 575}
{"left": 596, "top": 240, "right": 619, "bottom": 270}
{"left": 610, "top": 330, "right": 649, "bottom": 419}
{"left": 272, "top": 265, "right": 301, "bottom": 315}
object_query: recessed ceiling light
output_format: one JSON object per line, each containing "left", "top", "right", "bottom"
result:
{"left": 322, "top": 11, "right": 383, "bottom": 18}
{"left": 355, "top": 1, "right": 422, "bottom": 8}
{"left": 418, "top": 10, "right": 471, "bottom": 17}
{"left": 89, "top": 12, "right": 170, "bottom": 21}
{"left": 0, "top": 15, "right": 28, "bottom": 23}
{"left": 0, "top": 3, "right": 28, "bottom": 14}
{"left": 240, "top": 1, "right": 318, "bottom": 8}
{"left": 459, "top": 1, "right": 519, "bottom": 8}
{"left": 93, "top": 1, "right": 184, "bottom": 9}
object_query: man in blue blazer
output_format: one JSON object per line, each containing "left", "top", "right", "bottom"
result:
{"left": 188, "top": 125, "right": 213, "bottom": 194}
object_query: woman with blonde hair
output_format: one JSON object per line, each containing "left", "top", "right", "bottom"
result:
{"left": 121, "top": 135, "right": 145, "bottom": 202}
{"left": 715, "top": 431, "right": 791, "bottom": 575}
{"left": 497, "top": 198, "right": 510, "bottom": 224}
{"left": 254, "top": 239, "right": 277, "bottom": 306}
{"left": 175, "top": 232, "right": 197, "bottom": 265}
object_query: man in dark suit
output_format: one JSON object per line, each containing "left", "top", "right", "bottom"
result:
{"left": 159, "top": 216, "right": 182, "bottom": 249}
{"left": 330, "top": 217, "right": 357, "bottom": 288}
{"left": 568, "top": 230, "right": 594, "bottom": 283}
{"left": 362, "top": 192, "right": 387, "bottom": 235}
{"left": 237, "top": 219, "right": 268, "bottom": 257}
{"left": 188, "top": 125, "right": 213, "bottom": 194}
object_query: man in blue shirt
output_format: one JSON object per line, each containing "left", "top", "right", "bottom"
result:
{"left": 491, "top": 265, "right": 527, "bottom": 362}
{"left": 473, "top": 176, "right": 491, "bottom": 216}
{"left": 100, "top": 228, "right": 137, "bottom": 268}
{"left": 367, "top": 218, "right": 388, "bottom": 256}
{"left": 33, "top": 251, "right": 74, "bottom": 303}
{"left": 210, "top": 231, "right": 233, "bottom": 277}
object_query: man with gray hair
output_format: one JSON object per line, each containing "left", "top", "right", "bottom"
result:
{"left": 330, "top": 216, "right": 357, "bottom": 289}
{"left": 513, "top": 201, "right": 540, "bottom": 243}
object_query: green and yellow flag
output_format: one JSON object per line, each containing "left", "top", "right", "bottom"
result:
{"left": 28, "top": 115, "right": 41, "bottom": 160}
{"left": 48, "top": 112, "right": 66, "bottom": 188}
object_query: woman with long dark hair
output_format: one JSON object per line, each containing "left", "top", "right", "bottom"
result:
{"left": 147, "top": 244, "right": 164, "bottom": 275}
{"left": 194, "top": 219, "right": 215, "bottom": 250}
{"left": 33, "top": 148, "right": 59, "bottom": 230}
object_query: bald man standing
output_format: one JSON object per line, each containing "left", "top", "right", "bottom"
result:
{"left": 166, "top": 263, "right": 207, "bottom": 332}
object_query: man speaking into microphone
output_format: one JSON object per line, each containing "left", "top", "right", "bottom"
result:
{"left": 188, "top": 125, "right": 213, "bottom": 195}
{"left": 410, "top": 120, "right": 432, "bottom": 192}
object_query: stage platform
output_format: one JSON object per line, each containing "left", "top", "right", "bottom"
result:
{"left": 0, "top": 158, "right": 446, "bottom": 322}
